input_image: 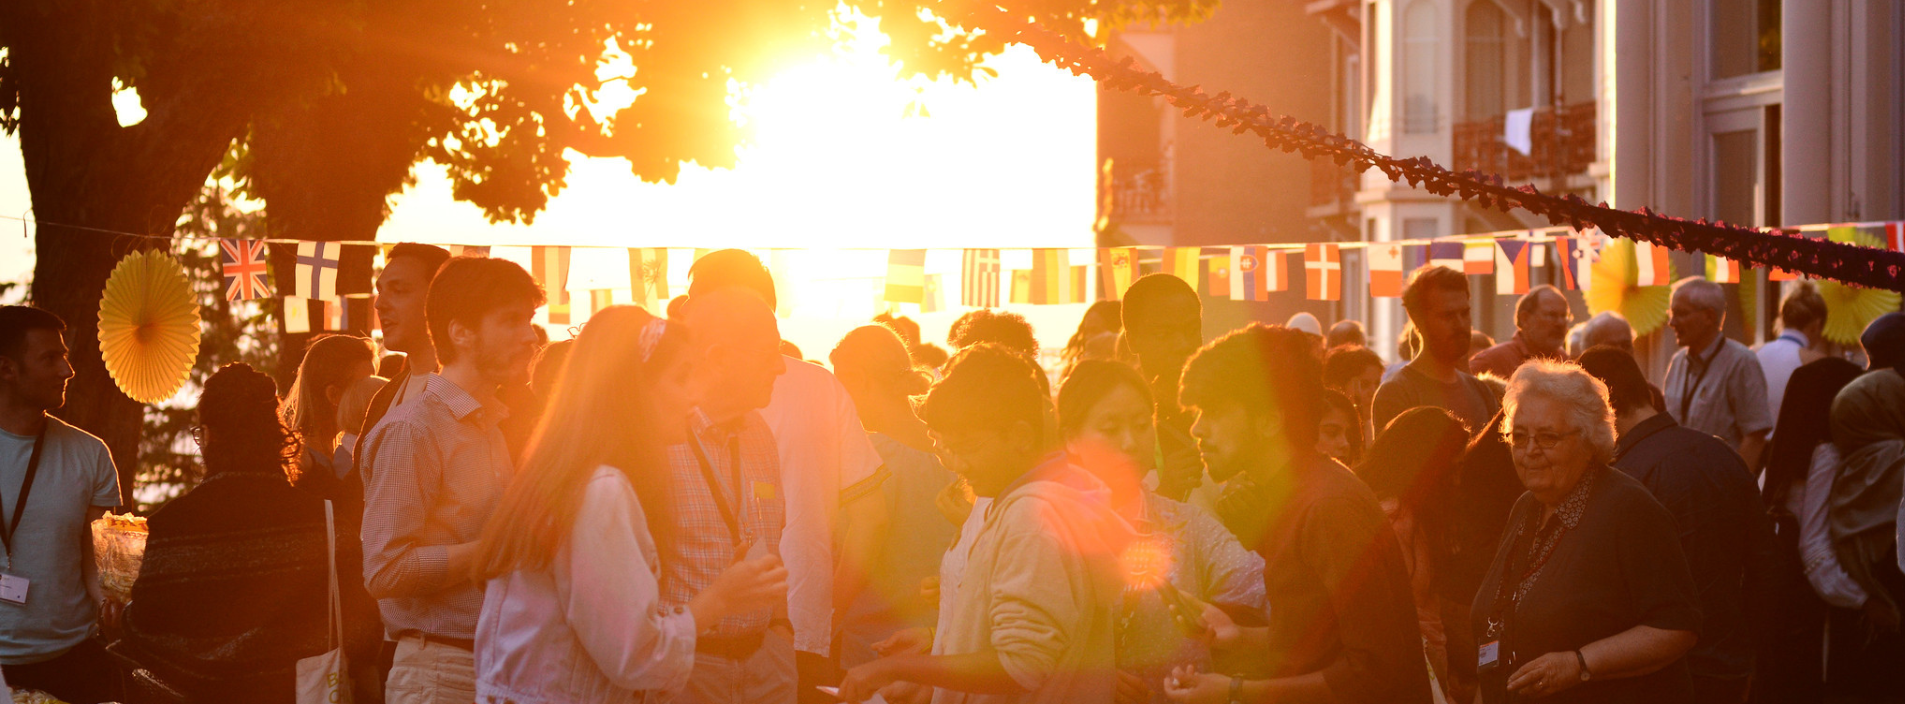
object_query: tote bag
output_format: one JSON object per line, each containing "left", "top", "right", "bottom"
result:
{"left": 296, "top": 500, "right": 352, "bottom": 704}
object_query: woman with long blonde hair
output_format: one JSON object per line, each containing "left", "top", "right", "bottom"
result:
{"left": 473, "top": 306, "right": 787, "bottom": 703}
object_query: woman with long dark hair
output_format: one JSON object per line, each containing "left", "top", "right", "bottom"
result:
{"left": 472, "top": 306, "right": 786, "bottom": 703}
{"left": 120, "top": 363, "right": 383, "bottom": 703}
{"left": 1355, "top": 407, "right": 1471, "bottom": 702}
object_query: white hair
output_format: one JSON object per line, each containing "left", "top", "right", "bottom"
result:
{"left": 1671, "top": 276, "right": 1727, "bottom": 315}
{"left": 1502, "top": 359, "right": 1618, "bottom": 465}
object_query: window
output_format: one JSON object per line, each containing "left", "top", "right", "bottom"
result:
{"left": 1403, "top": 1, "right": 1439, "bottom": 133}
{"left": 1711, "top": 0, "right": 1781, "bottom": 79}
{"left": 1712, "top": 129, "right": 1760, "bottom": 226}
{"left": 1465, "top": 0, "right": 1523, "bottom": 121}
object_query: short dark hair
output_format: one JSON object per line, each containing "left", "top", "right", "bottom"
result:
{"left": 688, "top": 249, "right": 777, "bottom": 310}
{"left": 1576, "top": 345, "right": 1654, "bottom": 414}
{"left": 0, "top": 306, "right": 66, "bottom": 361}
{"left": 873, "top": 312, "right": 922, "bottom": 348}
{"left": 1778, "top": 281, "right": 1828, "bottom": 333}
{"left": 921, "top": 343, "right": 1047, "bottom": 446}
{"left": 1323, "top": 345, "right": 1384, "bottom": 390}
{"left": 1180, "top": 324, "right": 1325, "bottom": 450}
{"left": 427, "top": 257, "right": 545, "bottom": 364}
{"left": 914, "top": 342, "right": 951, "bottom": 370}
{"left": 1056, "top": 359, "right": 1152, "bottom": 438}
{"left": 948, "top": 309, "right": 1038, "bottom": 356}
{"left": 1514, "top": 285, "right": 1564, "bottom": 325}
{"left": 1121, "top": 273, "right": 1200, "bottom": 327}
{"left": 1326, "top": 320, "right": 1366, "bottom": 349}
{"left": 1402, "top": 265, "right": 1468, "bottom": 320}
{"left": 386, "top": 243, "right": 451, "bottom": 277}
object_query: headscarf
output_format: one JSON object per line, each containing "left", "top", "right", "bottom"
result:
{"left": 1827, "top": 367, "right": 1905, "bottom": 613}
{"left": 1861, "top": 311, "right": 1905, "bottom": 372}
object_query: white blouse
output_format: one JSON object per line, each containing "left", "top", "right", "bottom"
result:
{"left": 1787, "top": 444, "right": 1869, "bottom": 609}
{"left": 476, "top": 465, "right": 698, "bottom": 704}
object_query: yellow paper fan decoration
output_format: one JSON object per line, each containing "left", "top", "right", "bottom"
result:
{"left": 98, "top": 250, "right": 201, "bottom": 404}
{"left": 1818, "top": 280, "right": 1900, "bottom": 347}
{"left": 1587, "top": 239, "right": 1673, "bottom": 336}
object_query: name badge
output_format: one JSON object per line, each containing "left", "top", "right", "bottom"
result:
{"left": 752, "top": 481, "right": 776, "bottom": 501}
{"left": 1478, "top": 640, "right": 1501, "bottom": 671}
{"left": 0, "top": 574, "right": 29, "bottom": 605}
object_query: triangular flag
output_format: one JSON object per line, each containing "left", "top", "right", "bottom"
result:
{"left": 1368, "top": 243, "right": 1405, "bottom": 298}
{"left": 884, "top": 249, "right": 927, "bottom": 304}
{"left": 532, "top": 246, "right": 573, "bottom": 325}
{"left": 1304, "top": 244, "right": 1342, "bottom": 301}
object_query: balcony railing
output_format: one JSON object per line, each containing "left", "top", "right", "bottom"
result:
{"left": 1107, "top": 163, "right": 1172, "bottom": 223}
{"left": 1452, "top": 101, "right": 1596, "bottom": 183}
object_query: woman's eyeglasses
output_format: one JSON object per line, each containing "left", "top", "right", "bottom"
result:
{"left": 1505, "top": 428, "right": 1580, "bottom": 450}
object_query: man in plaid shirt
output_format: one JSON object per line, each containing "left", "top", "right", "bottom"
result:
{"left": 657, "top": 286, "right": 793, "bottom": 703}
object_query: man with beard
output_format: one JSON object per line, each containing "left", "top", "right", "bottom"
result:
{"left": 1373, "top": 266, "right": 1501, "bottom": 432}
{"left": 1120, "top": 274, "right": 1206, "bottom": 502}
{"left": 360, "top": 257, "right": 544, "bottom": 704}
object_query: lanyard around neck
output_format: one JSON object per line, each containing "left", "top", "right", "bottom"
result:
{"left": 1, "top": 425, "right": 49, "bottom": 560}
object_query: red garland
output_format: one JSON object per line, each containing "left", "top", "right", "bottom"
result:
{"left": 953, "top": 3, "right": 1905, "bottom": 292}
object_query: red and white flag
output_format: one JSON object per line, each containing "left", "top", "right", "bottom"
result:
{"left": 1368, "top": 243, "right": 1405, "bottom": 298}
{"left": 1304, "top": 244, "right": 1341, "bottom": 301}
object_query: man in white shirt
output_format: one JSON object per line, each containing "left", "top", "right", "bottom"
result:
{"left": 1754, "top": 282, "right": 1827, "bottom": 427}
{"left": 688, "top": 251, "right": 887, "bottom": 702}
{"left": 0, "top": 307, "right": 121, "bottom": 704}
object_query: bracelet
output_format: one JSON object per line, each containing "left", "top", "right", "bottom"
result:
{"left": 1228, "top": 676, "right": 1244, "bottom": 704}
{"left": 1574, "top": 650, "right": 1592, "bottom": 681}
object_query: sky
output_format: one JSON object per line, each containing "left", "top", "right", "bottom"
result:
{"left": 0, "top": 39, "right": 1100, "bottom": 357}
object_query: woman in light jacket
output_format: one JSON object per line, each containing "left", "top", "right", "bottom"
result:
{"left": 472, "top": 306, "right": 787, "bottom": 703}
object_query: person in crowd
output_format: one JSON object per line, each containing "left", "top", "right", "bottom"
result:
{"left": 1566, "top": 322, "right": 1589, "bottom": 358}
{"left": 1353, "top": 407, "right": 1471, "bottom": 703}
{"left": 1580, "top": 311, "right": 1636, "bottom": 354}
{"left": 1316, "top": 389, "right": 1363, "bottom": 467}
{"left": 655, "top": 286, "right": 794, "bottom": 704}
{"left": 528, "top": 338, "right": 573, "bottom": 406}
{"left": 0, "top": 307, "right": 120, "bottom": 703}
{"left": 1466, "top": 331, "right": 1495, "bottom": 371}
{"left": 359, "top": 256, "right": 544, "bottom": 704}
{"left": 1755, "top": 281, "right": 1828, "bottom": 427}
{"left": 690, "top": 250, "right": 886, "bottom": 701}
{"left": 1747, "top": 346, "right": 1867, "bottom": 704}
{"left": 828, "top": 325, "right": 957, "bottom": 669}
{"left": 1382, "top": 323, "right": 1420, "bottom": 383}
{"left": 1470, "top": 360, "right": 1701, "bottom": 703}
{"left": 1165, "top": 324, "right": 1432, "bottom": 704}
{"left": 1664, "top": 276, "right": 1772, "bottom": 469}
{"left": 946, "top": 309, "right": 1038, "bottom": 358}
{"left": 1578, "top": 346, "right": 1776, "bottom": 704}
{"left": 1470, "top": 285, "right": 1572, "bottom": 380}
{"left": 914, "top": 343, "right": 951, "bottom": 373}
{"left": 837, "top": 345, "right": 1128, "bottom": 704}
{"left": 873, "top": 312, "right": 923, "bottom": 352}
{"left": 120, "top": 363, "right": 382, "bottom": 703}
{"left": 1323, "top": 345, "right": 1383, "bottom": 427}
{"left": 1284, "top": 312, "right": 1321, "bottom": 337}
{"left": 1374, "top": 266, "right": 1501, "bottom": 432}
{"left": 471, "top": 306, "right": 788, "bottom": 703}
{"left": 1061, "top": 300, "right": 1123, "bottom": 378}
{"left": 1326, "top": 319, "right": 1366, "bottom": 349}
{"left": 354, "top": 242, "right": 452, "bottom": 466}
{"left": 1821, "top": 312, "right": 1905, "bottom": 700}
{"left": 282, "top": 334, "right": 375, "bottom": 488}
{"left": 333, "top": 374, "right": 387, "bottom": 475}
{"left": 1122, "top": 274, "right": 1205, "bottom": 503}
{"left": 1057, "top": 360, "right": 1266, "bottom": 704}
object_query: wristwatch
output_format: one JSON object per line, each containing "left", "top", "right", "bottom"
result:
{"left": 1573, "top": 650, "right": 1593, "bottom": 681}
{"left": 1228, "top": 676, "right": 1244, "bottom": 704}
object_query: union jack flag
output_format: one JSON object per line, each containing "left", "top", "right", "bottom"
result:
{"left": 219, "top": 239, "right": 271, "bottom": 301}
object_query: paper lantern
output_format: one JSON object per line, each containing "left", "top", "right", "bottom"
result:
{"left": 98, "top": 250, "right": 201, "bottom": 404}
{"left": 1587, "top": 239, "right": 1673, "bottom": 336}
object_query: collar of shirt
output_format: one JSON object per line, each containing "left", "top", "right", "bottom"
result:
{"left": 1510, "top": 331, "right": 1562, "bottom": 360}
{"left": 1613, "top": 413, "right": 1679, "bottom": 461}
{"left": 689, "top": 407, "right": 750, "bottom": 442}
{"left": 1779, "top": 329, "right": 1810, "bottom": 349}
{"left": 988, "top": 453, "right": 1082, "bottom": 509}
{"left": 425, "top": 373, "right": 507, "bottom": 425}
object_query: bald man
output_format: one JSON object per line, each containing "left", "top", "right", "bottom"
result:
{"left": 1582, "top": 312, "right": 1637, "bottom": 355}
{"left": 659, "top": 288, "right": 797, "bottom": 704}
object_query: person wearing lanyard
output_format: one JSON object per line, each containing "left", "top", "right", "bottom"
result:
{"left": 0, "top": 306, "right": 122, "bottom": 704}
{"left": 654, "top": 287, "right": 794, "bottom": 704}
{"left": 1754, "top": 282, "right": 1829, "bottom": 435}
{"left": 1470, "top": 360, "right": 1701, "bottom": 703}
{"left": 1665, "top": 277, "right": 1773, "bottom": 470}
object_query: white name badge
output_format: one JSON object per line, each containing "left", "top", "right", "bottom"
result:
{"left": 0, "top": 574, "right": 29, "bottom": 605}
{"left": 1479, "top": 640, "right": 1501, "bottom": 669}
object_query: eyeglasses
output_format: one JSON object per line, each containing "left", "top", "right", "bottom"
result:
{"left": 190, "top": 425, "right": 206, "bottom": 447}
{"left": 1505, "top": 428, "right": 1580, "bottom": 450}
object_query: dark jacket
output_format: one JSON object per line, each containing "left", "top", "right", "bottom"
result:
{"left": 1612, "top": 413, "right": 1778, "bottom": 682}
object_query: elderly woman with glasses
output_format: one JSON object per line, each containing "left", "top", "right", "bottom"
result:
{"left": 1470, "top": 360, "right": 1701, "bottom": 703}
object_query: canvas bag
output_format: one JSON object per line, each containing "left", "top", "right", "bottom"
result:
{"left": 296, "top": 500, "right": 352, "bottom": 704}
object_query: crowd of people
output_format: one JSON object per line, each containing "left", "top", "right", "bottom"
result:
{"left": 0, "top": 244, "right": 1901, "bottom": 704}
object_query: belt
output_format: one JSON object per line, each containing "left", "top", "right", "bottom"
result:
{"left": 695, "top": 631, "right": 766, "bottom": 660}
{"left": 401, "top": 632, "right": 476, "bottom": 652}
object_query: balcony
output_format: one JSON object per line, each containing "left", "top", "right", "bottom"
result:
{"left": 1106, "top": 163, "right": 1173, "bottom": 224}
{"left": 1452, "top": 101, "right": 1596, "bottom": 183}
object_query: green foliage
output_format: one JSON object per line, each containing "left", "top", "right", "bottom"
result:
{"left": 136, "top": 187, "right": 280, "bottom": 512}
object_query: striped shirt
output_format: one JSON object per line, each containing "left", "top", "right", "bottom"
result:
{"left": 359, "top": 373, "right": 513, "bottom": 640}
{"left": 656, "top": 409, "right": 786, "bottom": 638}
